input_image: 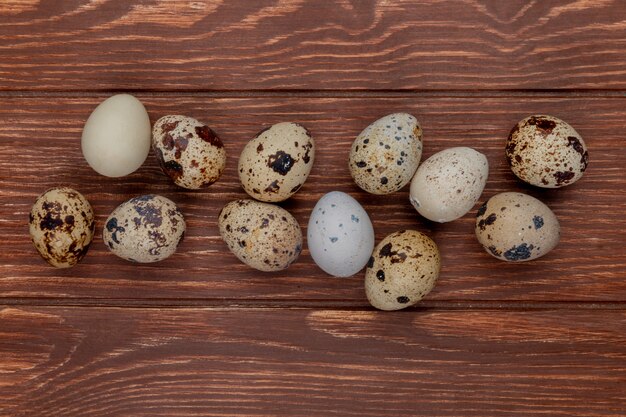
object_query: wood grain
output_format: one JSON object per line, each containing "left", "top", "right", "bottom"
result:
{"left": 3, "top": 2, "right": 626, "bottom": 414}
{"left": 1, "top": 94, "right": 624, "bottom": 304}
{"left": 1, "top": 1, "right": 626, "bottom": 91}
{"left": 1, "top": 306, "right": 624, "bottom": 416}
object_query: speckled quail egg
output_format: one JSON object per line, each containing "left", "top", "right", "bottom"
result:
{"left": 218, "top": 199, "right": 302, "bottom": 271}
{"left": 365, "top": 230, "right": 441, "bottom": 311}
{"left": 475, "top": 192, "right": 559, "bottom": 262}
{"left": 82, "top": 94, "right": 151, "bottom": 177}
{"left": 103, "top": 195, "right": 185, "bottom": 263}
{"left": 506, "top": 115, "right": 589, "bottom": 188}
{"left": 307, "top": 191, "right": 375, "bottom": 277}
{"left": 29, "top": 187, "right": 95, "bottom": 268}
{"left": 238, "top": 122, "right": 315, "bottom": 202}
{"left": 152, "top": 115, "right": 226, "bottom": 189}
{"left": 349, "top": 113, "right": 422, "bottom": 195}
{"left": 410, "top": 147, "right": 489, "bottom": 223}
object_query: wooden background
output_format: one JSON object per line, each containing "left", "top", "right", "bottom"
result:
{"left": 1, "top": 1, "right": 625, "bottom": 416}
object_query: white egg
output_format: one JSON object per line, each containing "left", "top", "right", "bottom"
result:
{"left": 82, "top": 94, "right": 151, "bottom": 177}
{"left": 409, "top": 147, "right": 488, "bottom": 223}
{"left": 307, "top": 191, "right": 375, "bottom": 277}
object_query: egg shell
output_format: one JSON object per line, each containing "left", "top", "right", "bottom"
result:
{"left": 238, "top": 122, "right": 315, "bottom": 202}
{"left": 349, "top": 113, "right": 423, "bottom": 195}
{"left": 152, "top": 115, "right": 226, "bottom": 189}
{"left": 307, "top": 191, "right": 375, "bottom": 277}
{"left": 81, "top": 94, "right": 151, "bottom": 177}
{"left": 506, "top": 115, "right": 589, "bottom": 188}
{"left": 218, "top": 199, "right": 302, "bottom": 271}
{"left": 409, "top": 147, "right": 489, "bottom": 223}
{"left": 475, "top": 192, "right": 560, "bottom": 262}
{"left": 103, "top": 195, "right": 185, "bottom": 263}
{"left": 29, "top": 187, "right": 95, "bottom": 268}
{"left": 365, "top": 230, "right": 441, "bottom": 311}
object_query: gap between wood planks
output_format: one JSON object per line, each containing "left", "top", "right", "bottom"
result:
{"left": 0, "top": 89, "right": 625, "bottom": 98}
{"left": 1, "top": 298, "right": 625, "bottom": 310}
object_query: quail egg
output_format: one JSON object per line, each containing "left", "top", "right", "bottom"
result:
{"left": 506, "top": 115, "right": 589, "bottom": 188}
{"left": 219, "top": 199, "right": 302, "bottom": 271}
{"left": 103, "top": 195, "right": 185, "bottom": 263}
{"left": 238, "top": 122, "right": 315, "bottom": 202}
{"left": 349, "top": 113, "right": 422, "bottom": 195}
{"left": 152, "top": 115, "right": 226, "bottom": 189}
{"left": 475, "top": 192, "right": 560, "bottom": 262}
{"left": 365, "top": 230, "right": 441, "bottom": 311}
{"left": 29, "top": 187, "right": 95, "bottom": 268}
{"left": 410, "top": 147, "right": 488, "bottom": 222}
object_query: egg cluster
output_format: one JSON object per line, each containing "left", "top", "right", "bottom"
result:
{"left": 29, "top": 95, "right": 588, "bottom": 311}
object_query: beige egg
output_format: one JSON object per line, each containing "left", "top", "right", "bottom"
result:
{"left": 349, "top": 113, "right": 422, "bottom": 195}
{"left": 475, "top": 192, "right": 559, "bottom": 262}
{"left": 238, "top": 122, "right": 315, "bottom": 202}
{"left": 81, "top": 94, "right": 151, "bottom": 177}
{"left": 218, "top": 199, "right": 302, "bottom": 271}
{"left": 29, "top": 187, "right": 95, "bottom": 268}
{"left": 365, "top": 230, "right": 441, "bottom": 311}
{"left": 506, "top": 115, "right": 589, "bottom": 188}
{"left": 152, "top": 115, "right": 226, "bottom": 189}
{"left": 410, "top": 147, "right": 489, "bottom": 223}
{"left": 103, "top": 195, "right": 185, "bottom": 263}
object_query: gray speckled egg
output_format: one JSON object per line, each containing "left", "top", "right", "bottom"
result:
{"left": 410, "top": 147, "right": 489, "bottom": 223}
{"left": 307, "top": 191, "right": 375, "bottom": 277}
{"left": 218, "top": 199, "right": 302, "bottom": 271}
{"left": 238, "top": 122, "right": 315, "bottom": 202}
{"left": 152, "top": 115, "right": 226, "bottom": 189}
{"left": 29, "top": 187, "right": 95, "bottom": 268}
{"left": 475, "top": 192, "right": 559, "bottom": 262}
{"left": 349, "top": 113, "right": 422, "bottom": 195}
{"left": 365, "top": 230, "right": 440, "bottom": 311}
{"left": 506, "top": 115, "right": 589, "bottom": 188}
{"left": 103, "top": 195, "right": 185, "bottom": 263}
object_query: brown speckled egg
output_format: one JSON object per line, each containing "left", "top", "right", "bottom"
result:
{"left": 238, "top": 122, "right": 315, "bottom": 202}
{"left": 349, "top": 113, "right": 422, "bottom": 195}
{"left": 475, "top": 192, "right": 559, "bottom": 262}
{"left": 153, "top": 115, "right": 226, "bottom": 189}
{"left": 506, "top": 115, "right": 589, "bottom": 188}
{"left": 218, "top": 199, "right": 302, "bottom": 271}
{"left": 410, "top": 147, "right": 489, "bottom": 223}
{"left": 29, "top": 187, "right": 95, "bottom": 268}
{"left": 365, "top": 230, "right": 440, "bottom": 311}
{"left": 103, "top": 195, "right": 185, "bottom": 263}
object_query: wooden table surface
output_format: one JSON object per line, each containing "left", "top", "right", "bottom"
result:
{"left": 1, "top": 1, "right": 625, "bottom": 416}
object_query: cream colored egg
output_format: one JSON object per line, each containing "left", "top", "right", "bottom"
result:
{"left": 82, "top": 94, "right": 151, "bottom": 177}
{"left": 349, "top": 113, "right": 422, "bottom": 195}
{"left": 410, "top": 147, "right": 488, "bottom": 223}
{"left": 365, "top": 230, "right": 440, "bottom": 311}
{"left": 103, "top": 195, "right": 185, "bottom": 263}
{"left": 218, "top": 199, "right": 302, "bottom": 271}
{"left": 506, "top": 115, "right": 589, "bottom": 188}
{"left": 152, "top": 115, "right": 226, "bottom": 189}
{"left": 238, "top": 122, "right": 315, "bottom": 202}
{"left": 475, "top": 192, "right": 560, "bottom": 262}
{"left": 29, "top": 187, "right": 95, "bottom": 268}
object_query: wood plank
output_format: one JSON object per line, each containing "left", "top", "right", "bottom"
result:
{"left": 1, "top": 95, "right": 625, "bottom": 304}
{"left": 1, "top": 1, "right": 626, "bottom": 91}
{"left": 1, "top": 306, "right": 624, "bottom": 416}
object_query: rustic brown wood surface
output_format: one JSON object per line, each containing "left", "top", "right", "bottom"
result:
{"left": 1, "top": 1, "right": 626, "bottom": 91}
{"left": 1, "top": 307, "right": 625, "bottom": 417}
{"left": 1, "top": 1, "right": 625, "bottom": 416}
